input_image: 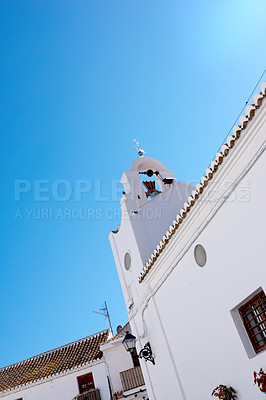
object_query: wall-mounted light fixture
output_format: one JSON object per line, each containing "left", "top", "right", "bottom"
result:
{"left": 122, "top": 331, "right": 155, "bottom": 365}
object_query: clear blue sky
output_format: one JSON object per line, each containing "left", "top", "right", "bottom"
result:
{"left": 0, "top": 0, "right": 265, "bottom": 367}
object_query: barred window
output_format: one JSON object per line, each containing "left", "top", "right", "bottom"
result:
{"left": 77, "top": 373, "right": 95, "bottom": 394}
{"left": 239, "top": 290, "right": 266, "bottom": 353}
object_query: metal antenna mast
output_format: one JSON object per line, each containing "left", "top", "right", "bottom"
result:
{"left": 93, "top": 301, "right": 114, "bottom": 336}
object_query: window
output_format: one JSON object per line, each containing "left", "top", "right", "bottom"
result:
{"left": 77, "top": 373, "right": 95, "bottom": 394}
{"left": 239, "top": 290, "right": 266, "bottom": 353}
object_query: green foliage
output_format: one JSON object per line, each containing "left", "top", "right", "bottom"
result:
{"left": 211, "top": 384, "right": 237, "bottom": 400}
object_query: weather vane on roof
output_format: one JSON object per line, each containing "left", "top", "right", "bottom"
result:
{"left": 133, "top": 139, "right": 146, "bottom": 157}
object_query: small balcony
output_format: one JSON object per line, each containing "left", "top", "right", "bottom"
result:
{"left": 120, "top": 366, "right": 145, "bottom": 392}
{"left": 72, "top": 389, "right": 101, "bottom": 400}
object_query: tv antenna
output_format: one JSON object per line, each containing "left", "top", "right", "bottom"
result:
{"left": 133, "top": 139, "right": 146, "bottom": 157}
{"left": 93, "top": 301, "right": 114, "bottom": 336}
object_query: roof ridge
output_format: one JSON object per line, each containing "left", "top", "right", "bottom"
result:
{"left": 138, "top": 81, "right": 266, "bottom": 283}
{"left": 0, "top": 329, "right": 109, "bottom": 372}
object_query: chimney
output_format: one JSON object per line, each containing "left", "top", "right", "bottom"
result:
{"left": 116, "top": 325, "right": 122, "bottom": 334}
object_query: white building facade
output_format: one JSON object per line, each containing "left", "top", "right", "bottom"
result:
{"left": 109, "top": 83, "right": 266, "bottom": 399}
{"left": 0, "top": 328, "right": 148, "bottom": 400}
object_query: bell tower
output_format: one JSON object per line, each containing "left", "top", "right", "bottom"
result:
{"left": 109, "top": 152, "right": 194, "bottom": 310}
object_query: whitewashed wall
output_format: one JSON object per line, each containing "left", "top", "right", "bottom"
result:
{"left": 109, "top": 157, "right": 194, "bottom": 312}
{"left": 148, "top": 161, "right": 266, "bottom": 399}
{"left": 0, "top": 362, "right": 111, "bottom": 400}
{"left": 101, "top": 337, "right": 134, "bottom": 394}
{"left": 112, "top": 101, "right": 266, "bottom": 400}
{"left": 0, "top": 338, "right": 148, "bottom": 400}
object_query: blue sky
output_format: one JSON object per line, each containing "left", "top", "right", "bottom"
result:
{"left": 0, "top": 0, "right": 265, "bottom": 367}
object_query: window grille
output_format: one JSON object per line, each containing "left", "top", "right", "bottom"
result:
{"left": 239, "top": 290, "right": 266, "bottom": 353}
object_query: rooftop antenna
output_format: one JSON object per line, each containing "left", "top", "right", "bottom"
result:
{"left": 133, "top": 139, "right": 146, "bottom": 157}
{"left": 93, "top": 301, "right": 114, "bottom": 336}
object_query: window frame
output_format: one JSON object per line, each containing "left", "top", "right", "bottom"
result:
{"left": 239, "top": 290, "right": 266, "bottom": 354}
{"left": 77, "top": 372, "right": 95, "bottom": 394}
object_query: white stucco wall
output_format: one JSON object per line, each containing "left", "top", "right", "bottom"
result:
{"left": 0, "top": 362, "right": 111, "bottom": 400}
{"left": 111, "top": 100, "right": 266, "bottom": 400}
{"left": 101, "top": 337, "right": 135, "bottom": 394}
{"left": 139, "top": 151, "right": 266, "bottom": 399}
{"left": 109, "top": 157, "right": 193, "bottom": 311}
{"left": 0, "top": 338, "right": 149, "bottom": 400}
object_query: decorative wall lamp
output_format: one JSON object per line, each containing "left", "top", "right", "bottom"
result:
{"left": 122, "top": 332, "right": 155, "bottom": 365}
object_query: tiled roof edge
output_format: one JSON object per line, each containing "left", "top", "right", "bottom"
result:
{"left": 138, "top": 82, "right": 266, "bottom": 283}
{"left": 0, "top": 357, "right": 104, "bottom": 396}
{"left": 0, "top": 329, "right": 109, "bottom": 373}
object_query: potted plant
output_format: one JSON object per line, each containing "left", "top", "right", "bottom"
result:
{"left": 254, "top": 368, "right": 266, "bottom": 393}
{"left": 212, "top": 384, "right": 237, "bottom": 399}
{"left": 113, "top": 392, "right": 123, "bottom": 399}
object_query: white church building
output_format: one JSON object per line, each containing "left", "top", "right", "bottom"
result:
{"left": 109, "top": 82, "right": 266, "bottom": 399}
{"left": 1, "top": 81, "right": 265, "bottom": 400}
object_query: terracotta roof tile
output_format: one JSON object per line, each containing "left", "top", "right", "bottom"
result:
{"left": 0, "top": 330, "right": 109, "bottom": 393}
